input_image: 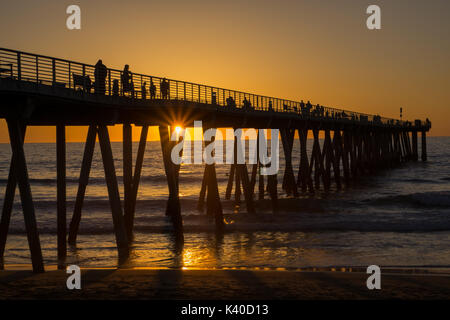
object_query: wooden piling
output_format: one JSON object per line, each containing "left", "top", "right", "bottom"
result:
{"left": 159, "top": 125, "right": 184, "bottom": 243}
{"left": 6, "top": 119, "right": 44, "bottom": 273}
{"left": 341, "top": 130, "right": 350, "bottom": 184}
{"left": 412, "top": 131, "right": 418, "bottom": 161}
{"left": 122, "top": 123, "right": 133, "bottom": 240}
{"left": 97, "top": 125, "right": 129, "bottom": 261}
{"left": 281, "top": 128, "right": 298, "bottom": 196}
{"left": 125, "top": 125, "right": 148, "bottom": 238}
{"left": 258, "top": 130, "right": 266, "bottom": 200}
{"left": 68, "top": 125, "right": 97, "bottom": 245}
{"left": 421, "top": 131, "right": 427, "bottom": 162}
{"left": 198, "top": 166, "right": 208, "bottom": 210}
{"left": 323, "top": 129, "right": 334, "bottom": 191}
{"left": 56, "top": 124, "right": 67, "bottom": 266}
{"left": 332, "top": 130, "right": 342, "bottom": 188}
{"left": 298, "top": 128, "right": 312, "bottom": 192}
{"left": 0, "top": 126, "right": 25, "bottom": 267}
{"left": 237, "top": 162, "right": 256, "bottom": 214}
{"left": 310, "top": 128, "right": 324, "bottom": 190}
{"left": 203, "top": 127, "right": 225, "bottom": 229}
{"left": 225, "top": 164, "right": 235, "bottom": 200}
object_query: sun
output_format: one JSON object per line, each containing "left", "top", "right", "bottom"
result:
{"left": 175, "top": 126, "right": 182, "bottom": 134}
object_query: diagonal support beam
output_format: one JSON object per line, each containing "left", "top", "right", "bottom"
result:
{"left": 124, "top": 125, "right": 148, "bottom": 238}
{"left": 6, "top": 120, "right": 44, "bottom": 273}
{"left": 159, "top": 125, "right": 184, "bottom": 243}
{"left": 68, "top": 125, "right": 97, "bottom": 245}
{"left": 56, "top": 124, "right": 67, "bottom": 267}
{"left": 97, "top": 125, "right": 129, "bottom": 261}
{"left": 0, "top": 125, "right": 26, "bottom": 268}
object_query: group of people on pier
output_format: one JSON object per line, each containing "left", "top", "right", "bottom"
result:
{"left": 93, "top": 60, "right": 169, "bottom": 99}
{"left": 92, "top": 59, "right": 418, "bottom": 127}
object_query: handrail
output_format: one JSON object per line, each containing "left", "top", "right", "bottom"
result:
{"left": 0, "top": 47, "right": 431, "bottom": 129}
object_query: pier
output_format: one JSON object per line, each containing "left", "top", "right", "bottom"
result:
{"left": 0, "top": 48, "right": 431, "bottom": 272}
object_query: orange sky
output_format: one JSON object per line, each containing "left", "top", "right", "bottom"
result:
{"left": 0, "top": 0, "right": 449, "bottom": 142}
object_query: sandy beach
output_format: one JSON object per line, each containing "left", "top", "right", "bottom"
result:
{"left": 1, "top": 267, "right": 449, "bottom": 300}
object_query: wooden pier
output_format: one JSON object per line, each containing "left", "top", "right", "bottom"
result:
{"left": 0, "top": 48, "right": 431, "bottom": 272}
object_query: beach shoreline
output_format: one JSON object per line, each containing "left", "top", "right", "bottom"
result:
{"left": 1, "top": 267, "right": 450, "bottom": 300}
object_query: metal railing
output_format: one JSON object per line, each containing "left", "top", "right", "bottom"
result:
{"left": 0, "top": 47, "right": 430, "bottom": 128}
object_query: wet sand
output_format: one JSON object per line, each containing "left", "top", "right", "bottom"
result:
{"left": 1, "top": 268, "right": 450, "bottom": 300}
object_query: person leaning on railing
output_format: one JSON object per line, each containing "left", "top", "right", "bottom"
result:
{"left": 94, "top": 59, "right": 107, "bottom": 95}
{"left": 149, "top": 79, "right": 156, "bottom": 99}
{"left": 121, "top": 64, "right": 134, "bottom": 97}
{"left": 141, "top": 82, "right": 147, "bottom": 99}
{"left": 160, "top": 78, "right": 169, "bottom": 99}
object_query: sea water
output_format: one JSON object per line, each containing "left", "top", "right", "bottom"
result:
{"left": 1, "top": 137, "right": 449, "bottom": 269}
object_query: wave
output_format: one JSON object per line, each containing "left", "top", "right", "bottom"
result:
{"left": 0, "top": 174, "right": 217, "bottom": 186}
{"left": 364, "top": 191, "right": 450, "bottom": 208}
{"left": 7, "top": 219, "right": 450, "bottom": 235}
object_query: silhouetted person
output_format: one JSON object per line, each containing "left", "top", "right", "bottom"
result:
{"left": 121, "top": 64, "right": 133, "bottom": 96}
{"left": 141, "top": 82, "right": 147, "bottom": 99}
{"left": 94, "top": 59, "right": 107, "bottom": 95}
{"left": 306, "top": 100, "right": 312, "bottom": 113}
{"left": 112, "top": 79, "right": 119, "bottom": 96}
{"left": 243, "top": 97, "right": 251, "bottom": 110}
{"left": 226, "top": 96, "right": 235, "bottom": 107}
{"left": 269, "top": 100, "right": 273, "bottom": 111}
{"left": 300, "top": 100, "right": 305, "bottom": 115}
{"left": 160, "top": 78, "right": 169, "bottom": 99}
{"left": 149, "top": 79, "right": 156, "bottom": 99}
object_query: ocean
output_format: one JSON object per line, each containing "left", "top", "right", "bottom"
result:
{"left": 1, "top": 136, "right": 449, "bottom": 270}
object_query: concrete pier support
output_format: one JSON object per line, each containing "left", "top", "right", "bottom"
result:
{"left": 68, "top": 125, "right": 97, "bottom": 245}
{"left": 0, "top": 126, "right": 26, "bottom": 269}
{"left": 122, "top": 123, "right": 133, "bottom": 240}
{"left": 412, "top": 131, "right": 418, "bottom": 161}
{"left": 281, "top": 128, "right": 298, "bottom": 197}
{"left": 6, "top": 120, "right": 44, "bottom": 273}
{"left": 298, "top": 127, "right": 312, "bottom": 193}
{"left": 56, "top": 124, "right": 67, "bottom": 267}
{"left": 125, "top": 125, "right": 148, "bottom": 238}
{"left": 97, "top": 125, "right": 129, "bottom": 262}
{"left": 421, "top": 131, "right": 427, "bottom": 162}
{"left": 159, "top": 125, "right": 184, "bottom": 243}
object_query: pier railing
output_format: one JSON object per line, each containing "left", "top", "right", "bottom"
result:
{"left": 0, "top": 48, "right": 429, "bottom": 128}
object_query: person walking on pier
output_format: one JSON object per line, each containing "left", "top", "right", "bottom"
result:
{"left": 306, "top": 100, "right": 312, "bottom": 114}
{"left": 300, "top": 100, "right": 305, "bottom": 115}
{"left": 94, "top": 59, "right": 107, "bottom": 95}
{"left": 121, "top": 64, "right": 134, "bottom": 97}
{"left": 149, "top": 79, "right": 156, "bottom": 99}
{"left": 112, "top": 79, "right": 119, "bottom": 96}
{"left": 160, "top": 78, "right": 169, "bottom": 99}
{"left": 141, "top": 82, "right": 147, "bottom": 99}
{"left": 226, "top": 96, "right": 236, "bottom": 108}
